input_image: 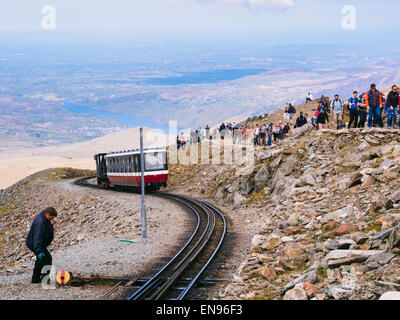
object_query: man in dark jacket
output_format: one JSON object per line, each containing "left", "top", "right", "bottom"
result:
{"left": 219, "top": 123, "right": 226, "bottom": 140}
{"left": 26, "top": 207, "right": 57, "bottom": 283}
{"left": 366, "top": 83, "right": 383, "bottom": 128}
{"left": 386, "top": 85, "right": 399, "bottom": 129}
{"left": 295, "top": 111, "right": 308, "bottom": 128}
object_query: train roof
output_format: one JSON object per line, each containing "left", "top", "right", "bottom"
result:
{"left": 104, "top": 148, "right": 167, "bottom": 158}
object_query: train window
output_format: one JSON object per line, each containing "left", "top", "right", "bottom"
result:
{"left": 133, "top": 155, "right": 139, "bottom": 172}
{"left": 129, "top": 156, "right": 133, "bottom": 173}
{"left": 144, "top": 152, "right": 167, "bottom": 171}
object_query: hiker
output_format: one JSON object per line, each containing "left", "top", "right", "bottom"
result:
{"left": 317, "top": 108, "right": 329, "bottom": 130}
{"left": 26, "top": 207, "right": 57, "bottom": 284}
{"left": 237, "top": 126, "right": 243, "bottom": 145}
{"left": 330, "top": 94, "right": 344, "bottom": 130}
{"left": 357, "top": 93, "right": 368, "bottom": 128}
{"left": 366, "top": 83, "right": 383, "bottom": 128}
{"left": 179, "top": 132, "right": 186, "bottom": 151}
{"left": 243, "top": 127, "right": 250, "bottom": 144}
{"left": 287, "top": 103, "right": 296, "bottom": 126}
{"left": 273, "top": 123, "right": 281, "bottom": 142}
{"left": 259, "top": 124, "right": 267, "bottom": 146}
{"left": 254, "top": 125, "right": 260, "bottom": 146}
{"left": 233, "top": 124, "right": 239, "bottom": 144}
{"left": 189, "top": 129, "right": 195, "bottom": 145}
{"left": 205, "top": 125, "right": 210, "bottom": 140}
{"left": 304, "top": 113, "right": 312, "bottom": 124}
{"left": 348, "top": 91, "right": 360, "bottom": 129}
{"left": 282, "top": 122, "right": 291, "bottom": 138}
{"left": 295, "top": 111, "right": 308, "bottom": 128}
{"left": 177, "top": 135, "right": 181, "bottom": 149}
{"left": 306, "top": 92, "right": 313, "bottom": 102}
{"left": 197, "top": 127, "right": 203, "bottom": 143}
{"left": 219, "top": 123, "right": 226, "bottom": 140}
{"left": 283, "top": 103, "right": 290, "bottom": 122}
{"left": 312, "top": 106, "right": 321, "bottom": 128}
{"left": 267, "top": 124, "right": 272, "bottom": 146}
{"left": 386, "top": 85, "right": 399, "bottom": 129}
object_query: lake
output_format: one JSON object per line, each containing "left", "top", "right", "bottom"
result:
{"left": 64, "top": 102, "right": 173, "bottom": 132}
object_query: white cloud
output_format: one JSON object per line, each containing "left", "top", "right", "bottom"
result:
{"left": 191, "top": 0, "right": 296, "bottom": 11}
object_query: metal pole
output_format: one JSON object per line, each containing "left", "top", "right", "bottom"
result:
{"left": 140, "top": 127, "right": 147, "bottom": 238}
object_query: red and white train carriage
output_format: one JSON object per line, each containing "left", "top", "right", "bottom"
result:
{"left": 94, "top": 148, "right": 168, "bottom": 190}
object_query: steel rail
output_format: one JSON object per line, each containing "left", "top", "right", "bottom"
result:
{"left": 74, "top": 176, "right": 227, "bottom": 300}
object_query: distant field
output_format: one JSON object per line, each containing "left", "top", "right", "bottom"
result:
{"left": 0, "top": 126, "right": 171, "bottom": 190}
{"left": 0, "top": 156, "right": 95, "bottom": 190}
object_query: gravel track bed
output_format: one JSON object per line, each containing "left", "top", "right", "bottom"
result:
{"left": 0, "top": 179, "right": 191, "bottom": 300}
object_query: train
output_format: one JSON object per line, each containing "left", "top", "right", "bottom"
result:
{"left": 94, "top": 148, "right": 168, "bottom": 190}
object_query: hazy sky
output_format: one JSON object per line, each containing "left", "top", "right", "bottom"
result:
{"left": 0, "top": 0, "right": 399, "bottom": 44}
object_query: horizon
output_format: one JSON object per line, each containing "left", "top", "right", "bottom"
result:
{"left": 0, "top": 0, "right": 399, "bottom": 45}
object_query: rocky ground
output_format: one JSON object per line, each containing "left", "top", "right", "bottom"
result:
{"left": 168, "top": 126, "right": 400, "bottom": 300}
{"left": 0, "top": 169, "right": 191, "bottom": 299}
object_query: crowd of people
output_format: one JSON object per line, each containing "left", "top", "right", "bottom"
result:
{"left": 177, "top": 83, "right": 400, "bottom": 150}
{"left": 177, "top": 120, "right": 294, "bottom": 149}
{"left": 310, "top": 83, "right": 399, "bottom": 130}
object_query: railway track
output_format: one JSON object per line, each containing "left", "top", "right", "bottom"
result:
{"left": 74, "top": 176, "right": 227, "bottom": 300}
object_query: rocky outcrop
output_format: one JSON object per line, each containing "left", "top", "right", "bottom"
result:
{"left": 170, "top": 128, "right": 400, "bottom": 300}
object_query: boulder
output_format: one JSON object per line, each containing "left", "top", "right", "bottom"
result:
{"left": 283, "top": 283, "right": 308, "bottom": 300}
{"left": 361, "top": 175, "right": 375, "bottom": 188}
{"left": 282, "top": 270, "right": 318, "bottom": 294}
{"left": 261, "top": 234, "right": 283, "bottom": 250}
{"left": 322, "top": 221, "right": 339, "bottom": 232}
{"left": 385, "top": 190, "right": 400, "bottom": 209}
{"left": 279, "top": 155, "right": 298, "bottom": 176}
{"left": 372, "top": 227, "right": 396, "bottom": 241}
{"left": 292, "top": 124, "right": 312, "bottom": 139}
{"left": 364, "top": 252, "right": 395, "bottom": 271}
{"left": 379, "top": 291, "right": 400, "bottom": 300}
{"left": 284, "top": 242, "right": 307, "bottom": 259}
{"left": 259, "top": 266, "right": 277, "bottom": 280}
{"left": 387, "top": 226, "right": 400, "bottom": 250}
{"left": 320, "top": 205, "right": 356, "bottom": 224}
{"left": 238, "top": 179, "right": 254, "bottom": 196}
{"left": 325, "top": 250, "right": 383, "bottom": 268}
{"left": 380, "top": 159, "right": 394, "bottom": 169}
{"left": 251, "top": 234, "right": 268, "bottom": 247}
{"left": 324, "top": 286, "right": 354, "bottom": 300}
{"left": 331, "top": 223, "right": 358, "bottom": 237}
{"left": 303, "top": 282, "right": 318, "bottom": 297}
{"left": 233, "top": 193, "right": 247, "bottom": 207}
{"left": 297, "top": 173, "right": 316, "bottom": 187}
{"left": 347, "top": 172, "right": 363, "bottom": 189}
{"left": 254, "top": 164, "right": 271, "bottom": 191}
{"left": 350, "top": 232, "right": 368, "bottom": 244}
{"left": 337, "top": 238, "right": 357, "bottom": 249}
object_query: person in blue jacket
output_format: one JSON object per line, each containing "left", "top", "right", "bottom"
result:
{"left": 26, "top": 207, "right": 57, "bottom": 283}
